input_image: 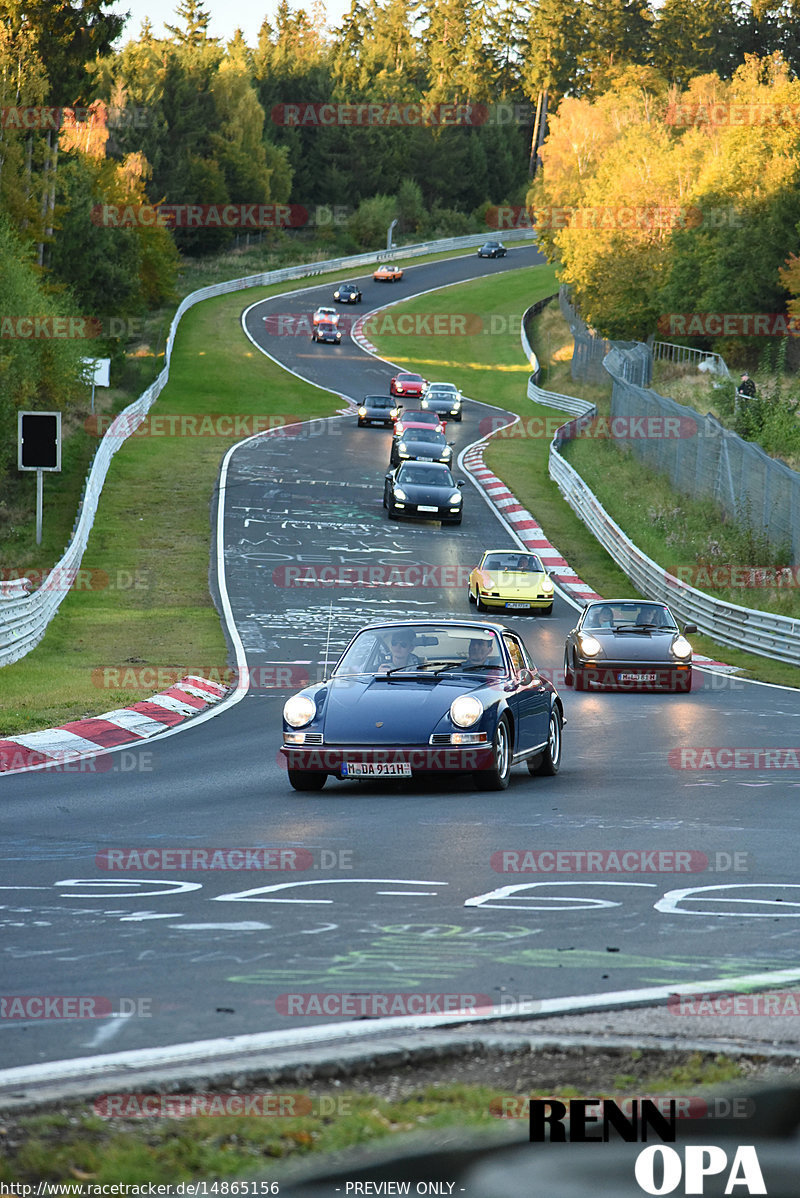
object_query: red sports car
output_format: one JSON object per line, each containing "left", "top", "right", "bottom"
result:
{"left": 390, "top": 371, "right": 427, "bottom": 398}
{"left": 393, "top": 410, "right": 445, "bottom": 437}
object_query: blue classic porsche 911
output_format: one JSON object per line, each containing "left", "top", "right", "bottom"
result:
{"left": 281, "top": 620, "right": 565, "bottom": 792}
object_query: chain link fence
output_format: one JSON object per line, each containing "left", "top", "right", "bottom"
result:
{"left": 559, "top": 286, "right": 651, "bottom": 388}
{"left": 560, "top": 287, "right": 800, "bottom": 564}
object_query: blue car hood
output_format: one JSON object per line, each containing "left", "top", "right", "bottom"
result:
{"left": 322, "top": 675, "right": 485, "bottom": 744}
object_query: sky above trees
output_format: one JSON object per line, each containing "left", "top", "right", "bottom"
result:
{"left": 108, "top": 0, "right": 348, "bottom": 45}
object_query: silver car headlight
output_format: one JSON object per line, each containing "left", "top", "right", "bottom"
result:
{"left": 450, "top": 695, "right": 483, "bottom": 728}
{"left": 579, "top": 633, "right": 602, "bottom": 656}
{"left": 358, "top": 406, "right": 367, "bottom": 416}
{"left": 283, "top": 695, "right": 316, "bottom": 728}
{"left": 672, "top": 635, "right": 692, "bottom": 659}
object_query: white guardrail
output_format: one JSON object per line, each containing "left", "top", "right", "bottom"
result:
{"left": 0, "top": 229, "right": 535, "bottom": 668}
{"left": 519, "top": 316, "right": 800, "bottom": 665}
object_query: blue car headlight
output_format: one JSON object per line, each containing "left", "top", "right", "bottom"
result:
{"left": 450, "top": 695, "right": 483, "bottom": 728}
{"left": 284, "top": 695, "right": 316, "bottom": 728}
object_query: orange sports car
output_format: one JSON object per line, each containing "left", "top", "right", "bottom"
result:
{"left": 373, "top": 263, "right": 404, "bottom": 282}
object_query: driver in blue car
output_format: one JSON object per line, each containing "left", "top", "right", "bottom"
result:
{"left": 379, "top": 630, "right": 421, "bottom": 671}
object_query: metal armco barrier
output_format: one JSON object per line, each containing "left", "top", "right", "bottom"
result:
{"left": 0, "top": 230, "right": 535, "bottom": 669}
{"left": 532, "top": 378, "right": 800, "bottom": 666}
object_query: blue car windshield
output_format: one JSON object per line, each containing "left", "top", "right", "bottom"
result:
{"left": 332, "top": 625, "right": 507, "bottom": 677}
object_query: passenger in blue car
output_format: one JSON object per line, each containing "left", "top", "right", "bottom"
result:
{"left": 465, "top": 637, "right": 503, "bottom": 670}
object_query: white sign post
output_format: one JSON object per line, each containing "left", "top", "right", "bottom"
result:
{"left": 80, "top": 357, "right": 111, "bottom": 412}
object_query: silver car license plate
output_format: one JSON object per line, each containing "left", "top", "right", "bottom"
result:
{"left": 618, "top": 671, "right": 657, "bottom": 682}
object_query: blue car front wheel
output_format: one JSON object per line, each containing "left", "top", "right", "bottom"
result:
{"left": 474, "top": 716, "right": 511, "bottom": 791}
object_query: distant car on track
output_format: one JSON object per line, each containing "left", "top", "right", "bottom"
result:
{"left": 390, "top": 371, "right": 427, "bottom": 399}
{"left": 281, "top": 619, "right": 565, "bottom": 792}
{"left": 384, "top": 460, "right": 463, "bottom": 524}
{"left": 468, "top": 550, "right": 554, "bottom": 615}
{"left": 313, "top": 306, "right": 339, "bottom": 326}
{"left": 357, "top": 396, "right": 400, "bottom": 427}
{"left": 333, "top": 282, "right": 361, "bottom": 303}
{"left": 373, "top": 263, "right": 404, "bottom": 282}
{"left": 563, "top": 599, "right": 696, "bottom": 692}
{"left": 389, "top": 425, "right": 453, "bottom": 466}
{"left": 422, "top": 381, "right": 463, "bottom": 421}
{"left": 477, "top": 241, "right": 507, "bottom": 258}
{"left": 311, "top": 320, "right": 341, "bottom": 344}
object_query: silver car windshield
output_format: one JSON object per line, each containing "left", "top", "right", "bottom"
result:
{"left": 332, "top": 625, "right": 507, "bottom": 677}
{"left": 583, "top": 602, "right": 678, "bottom": 630}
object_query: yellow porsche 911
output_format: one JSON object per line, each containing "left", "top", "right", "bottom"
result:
{"left": 468, "top": 550, "right": 555, "bottom": 615}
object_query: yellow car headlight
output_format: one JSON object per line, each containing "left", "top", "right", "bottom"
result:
{"left": 283, "top": 694, "right": 316, "bottom": 728}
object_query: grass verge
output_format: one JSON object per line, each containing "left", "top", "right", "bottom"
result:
{"left": 0, "top": 1049, "right": 763, "bottom": 1185}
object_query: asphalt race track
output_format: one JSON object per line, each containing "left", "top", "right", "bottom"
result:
{"left": 2, "top": 247, "right": 800, "bottom": 1070}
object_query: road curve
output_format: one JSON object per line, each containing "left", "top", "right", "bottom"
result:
{"left": 1, "top": 248, "right": 798, "bottom": 1072}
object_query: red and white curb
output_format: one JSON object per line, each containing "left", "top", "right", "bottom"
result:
{"left": 0, "top": 676, "right": 228, "bottom": 774}
{"left": 352, "top": 313, "right": 379, "bottom": 355}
